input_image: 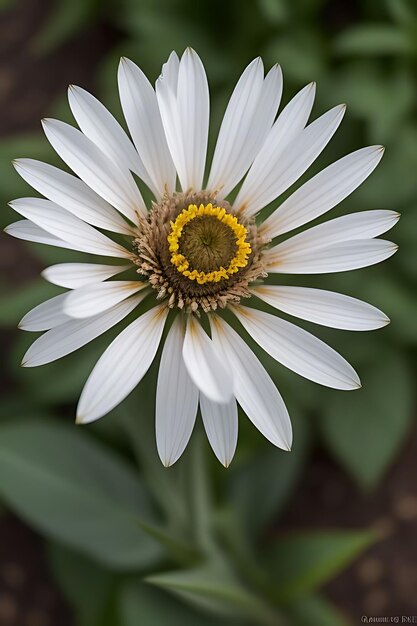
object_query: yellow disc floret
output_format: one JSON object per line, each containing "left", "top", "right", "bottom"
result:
{"left": 168, "top": 203, "right": 252, "bottom": 285}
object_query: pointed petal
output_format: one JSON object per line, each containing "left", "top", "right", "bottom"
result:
{"left": 200, "top": 393, "right": 238, "bottom": 467}
{"left": 42, "top": 118, "right": 145, "bottom": 222}
{"left": 76, "top": 305, "right": 168, "bottom": 423}
{"left": 251, "top": 285, "right": 390, "bottom": 331}
{"left": 64, "top": 281, "right": 147, "bottom": 318}
{"left": 42, "top": 262, "right": 132, "bottom": 289}
{"left": 156, "top": 48, "right": 209, "bottom": 191}
{"left": 9, "top": 198, "right": 132, "bottom": 259}
{"left": 208, "top": 59, "right": 283, "bottom": 198}
{"left": 156, "top": 317, "right": 199, "bottom": 467}
{"left": 268, "top": 210, "right": 399, "bottom": 259}
{"left": 182, "top": 315, "right": 233, "bottom": 403}
{"left": 4, "top": 220, "right": 86, "bottom": 251}
{"left": 68, "top": 85, "right": 150, "bottom": 185}
{"left": 19, "top": 293, "right": 70, "bottom": 331}
{"left": 235, "top": 102, "right": 345, "bottom": 217}
{"left": 210, "top": 316, "right": 292, "bottom": 450}
{"left": 261, "top": 146, "right": 385, "bottom": 239}
{"left": 266, "top": 239, "right": 398, "bottom": 274}
{"left": 22, "top": 293, "right": 145, "bottom": 367}
{"left": 118, "top": 58, "right": 176, "bottom": 196}
{"left": 13, "top": 159, "right": 133, "bottom": 235}
{"left": 234, "top": 306, "right": 361, "bottom": 391}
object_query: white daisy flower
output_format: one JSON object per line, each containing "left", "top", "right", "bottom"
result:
{"left": 6, "top": 48, "right": 398, "bottom": 467}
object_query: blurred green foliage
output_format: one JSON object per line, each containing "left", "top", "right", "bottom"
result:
{"left": 0, "top": 0, "right": 416, "bottom": 624}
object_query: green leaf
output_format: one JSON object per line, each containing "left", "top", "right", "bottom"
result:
{"left": 0, "top": 419, "right": 161, "bottom": 570}
{"left": 319, "top": 350, "right": 413, "bottom": 489}
{"left": 335, "top": 25, "right": 413, "bottom": 56}
{"left": 119, "top": 579, "right": 218, "bottom": 626}
{"left": 285, "top": 593, "right": 350, "bottom": 626}
{"left": 229, "top": 409, "right": 311, "bottom": 539}
{"left": 146, "top": 563, "right": 281, "bottom": 626}
{"left": 47, "top": 543, "right": 116, "bottom": 626}
{"left": 267, "top": 531, "right": 373, "bottom": 603}
{"left": 137, "top": 520, "right": 200, "bottom": 566}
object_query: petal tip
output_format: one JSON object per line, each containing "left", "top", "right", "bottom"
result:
{"left": 75, "top": 413, "right": 86, "bottom": 425}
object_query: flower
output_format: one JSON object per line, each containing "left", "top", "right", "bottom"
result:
{"left": 6, "top": 49, "right": 398, "bottom": 467}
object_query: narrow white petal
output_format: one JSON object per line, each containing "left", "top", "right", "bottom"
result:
{"left": 118, "top": 58, "right": 176, "bottom": 197}
{"left": 261, "top": 146, "right": 385, "bottom": 239}
{"left": 13, "top": 159, "right": 133, "bottom": 235}
{"left": 19, "top": 293, "right": 70, "bottom": 331}
{"left": 4, "top": 220, "right": 86, "bottom": 251}
{"left": 176, "top": 48, "right": 209, "bottom": 190}
{"left": 155, "top": 74, "right": 185, "bottom": 188}
{"left": 161, "top": 50, "right": 180, "bottom": 91}
{"left": 182, "top": 315, "right": 233, "bottom": 403}
{"left": 231, "top": 81, "right": 315, "bottom": 212}
{"left": 235, "top": 102, "right": 345, "bottom": 217}
{"left": 42, "top": 262, "right": 132, "bottom": 289}
{"left": 210, "top": 316, "right": 292, "bottom": 450}
{"left": 157, "top": 48, "right": 209, "bottom": 191}
{"left": 156, "top": 317, "right": 199, "bottom": 467}
{"left": 200, "top": 393, "right": 238, "bottom": 467}
{"left": 42, "top": 119, "right": 145, "bottom": 222}
{"left": 251, "top": 285, "right": 390, "bottom": 331}
{"left": 22, "top": 293, "right": 145, "bottom": 367}
{"left": 64, "top": 281, "right": 147, "bottom": 318}
{"left": 10, "top": 198, "right": 132, "bottom": 259}
{"left": 234, "top": 306, "right": 361, "bottom": 391}
{"left": 68, "top": 85, "right": 150, "bottom": 185}
{"left": 77, "top": 305, "right": 168, "bottom": 423}
{"left": 266, "top": 239, "right": 398, "bottom": 274}
{"left": 269, "top": 210, "right": 399, "bottom": 259}
{"left": 207, "top": 58, "right": 271, "bottom": 198}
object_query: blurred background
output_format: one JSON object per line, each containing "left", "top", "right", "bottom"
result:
{"left": 0, "top": 0, "right": 416, "bottom": 624}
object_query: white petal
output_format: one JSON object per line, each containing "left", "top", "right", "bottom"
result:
{"left": 10, "top": 198, "right": 132, "bottom": 259}
{"left": 77, "top": 305, "right": 168, "bottom": 423}
{"left": 161, "top": 50, "right": 180, "bottom": 91}
{"left": 266, "top": 239, "right": 398, "bottom": 274}
{"left": 231, "top": 81, "right": 315, "bottom": 213}
{"left": 234, "top": 102, "right": 345, "bottom": 217}
{"left": 182, "top": 315, "right": 233, "bottom": 403}
{"left": 210, "top": 316, "right": 292, "bottom": 450}
{"left": 269, "top": 210, "right": 399, "bottom": 259}
{"left": 42, "top": 119, "right": 145, "bottom": 222}
{"left": 234, "top": 306, "right": 361, "bottom": 391}
{"left": 42, "top": 262, "right": 132, "bottom": 289}
{"left": 19, "top": 293, "right": 70, "bottom": 331}
{"left": 156, "top": 317, "right": 199, "bottom": 467}
{"left": 118, "top": 58, "right": 176, "bottom": 197}
{"left": 64, "top": 281, "right": 147, "bottom": 318}
{"left": 68, "top": 85, "right": 150, "bottom": 185}
{"left": 4, "top": 220, "right": 86, "bottom": 251}
{"left": 22, "top": 293, "right": 145, "bottom": 367}
{"left": 13, "top": 159, "right": 133, "bottom": 235}
{"left": 261, "top": 146, "right": 385, "bottom": 239}
{"left": 200, "top": 393, "right": 238, "bottom": 467}
{"left": 251, "top": 285, "right": 390, "bottom": 331}
{"left": 208, "top": 59, "right": 283, "bottom": 199}
{"left": 156, "top": 48, "right": 209, "bottom": 191}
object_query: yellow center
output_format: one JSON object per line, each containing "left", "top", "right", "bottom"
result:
{"left": 168, "top": 203, "right": 252, "bottom": 285}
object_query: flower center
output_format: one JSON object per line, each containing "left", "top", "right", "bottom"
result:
{"left": 168, "top": 203, "right": 252, "bottom": 285}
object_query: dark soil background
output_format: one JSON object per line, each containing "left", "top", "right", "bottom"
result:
{"left": 0, "top": 1, "right": 415, "bottom": 625}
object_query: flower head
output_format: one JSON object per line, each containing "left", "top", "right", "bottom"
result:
{"left": 6, "top": 49, "right": 398, "bottom": 467}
